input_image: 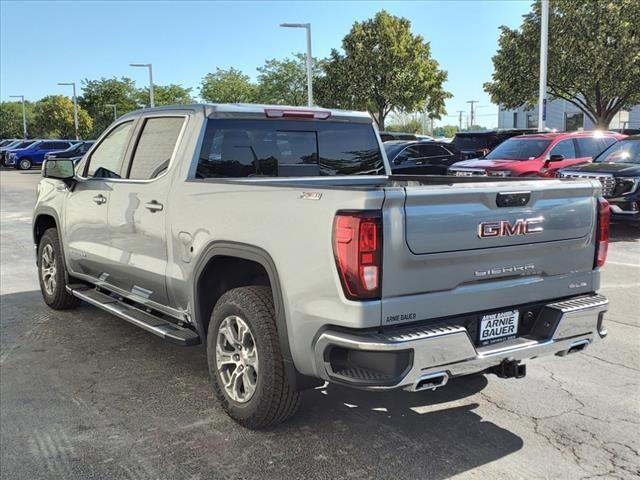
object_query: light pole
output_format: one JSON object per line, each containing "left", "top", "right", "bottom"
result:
{"left": 538, "top": 0, "right": 549, "bottom": 132}
{"left": 130, "top": 63, "right": 155, "bottom": 108}
{"left": 9, "top": 95, "right": 27, "bottom": 139}
{"left": 58, "top": 82, "right": 79, "bottom": 140}
{"left": 280, "top": 23, "right": 313, "bottom": 107}
{"left": 105, "top": 103, "right": 117, "bottom": 121}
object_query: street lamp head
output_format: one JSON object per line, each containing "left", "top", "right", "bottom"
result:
{"left": 130, "top": 63, "right": 150, "bottom": 67}
{"left": 280, "top": 22, "right": 310, "bottom": 28}
{"left": 58, "top": 82, "right": 75, "bottom": 86}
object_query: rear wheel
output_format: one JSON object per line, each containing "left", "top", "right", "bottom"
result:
{"left": 18, "top": 158, "right": 32, "bottom": 170}
{"left": 207, "top": 286, "right": 301, "bottom": 429}
{"left": 38, "top": 228, "right": 81, "bottom": 310}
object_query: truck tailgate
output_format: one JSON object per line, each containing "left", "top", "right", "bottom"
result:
{"left": 381, "top": 178, "right": 600, "bottom": 326}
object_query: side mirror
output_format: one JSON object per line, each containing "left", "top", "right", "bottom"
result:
{"left": 548, "top": 154, "right": 564, "bottom": 162}
{"left": 43, "top": 159, "right": 75, "bottom": 183}
{"left": 475, "top": 148, "right": 488, "bottom": 159}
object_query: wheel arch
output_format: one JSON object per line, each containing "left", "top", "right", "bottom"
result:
{"left": 192, "top": 242, "right": 288, "bottom": 354}
{"left": 191, "top": 242, "right": 322, "bottom": 390}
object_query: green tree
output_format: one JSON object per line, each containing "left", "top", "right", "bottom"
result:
{"left": 0, "top": 101, "right": 34, "bottom": 138}
{"left": 256, "top": 54, "right": 324, "bottom": 106}
{"left": 433, "top": 124, "right": 459, "bottom": 137}
{"left": 137, "top": 84, "right": 193, "bottom": 107}
{"left": 32, "top": 95, "right": 92, "bottom": 139}
{"left": 200, "top": 67, "right": 256, "bottom": 103}
{"left": 386, "top": 119, "right": 423, "bottom": 133}
{"left": 317, "top": 10, "right": 450, "bottom": 130}
{"left": 79, "top": 77, "right": 139, "bottom": 137}
{"left": 484, "top": 0, "right": 640, "bottom": 129}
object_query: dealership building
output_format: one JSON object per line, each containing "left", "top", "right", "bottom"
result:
{"left": 498, "top": 99, "right": 640, "bottom": 131}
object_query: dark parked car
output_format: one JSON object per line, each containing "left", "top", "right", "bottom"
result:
{"left": 44, "top": 141, "right": 95, "bottom": 164}
{"left": 1, "top": 139, "right": 37, "bottom": 166}
{"left": 380, "top": 131, "right": 418, "bottom": 142}
{"left": 6, "top": 140, "right": 75, "bottom": 170}
{"left": 559, "top": 135, "right": 639, "bottom": 222}
{"left": 452, "top": 129, "right": 535, "bottom": 159}
{"left": 385, "top": 140, "right": 464, "bottom": 175}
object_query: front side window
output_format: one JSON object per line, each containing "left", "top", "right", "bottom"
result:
{"left": 196, "top": 119, "right": 383, "bottom": 178}
{"left": 549, "top": 139, "right": 576, "bottom": 159}
{"left": 85, "top": 121, "right": 134, "bottom": 178}
{"left": 128, "top": 117, "right": 184, "bottom": 180}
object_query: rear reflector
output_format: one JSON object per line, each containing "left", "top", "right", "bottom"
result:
{"left": 595, "top": 197, "right": 610, "bottom": 268}
{"left": 264, "top": 108, "right": 331, "bottom": 120}
{"left": 333, "top": 211, "right": 382, "bottom": 300}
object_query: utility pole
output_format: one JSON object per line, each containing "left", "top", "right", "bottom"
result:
{"left": 58, "top": 82, "right": 79, "bottom": 140}
{"left": 537, "top": 0, "right": 549, "bottom": 132}
{"left": 467, "top": 100, "right": 479, "bottom": 129}
{"left": 9, "top": 95, "right": 27, "bottom": 139}
{"left": 456, "top": 110, "right": 464, "bottom": 130}
{"left": 280, "top": 23, "right": 313, "bottom": 106}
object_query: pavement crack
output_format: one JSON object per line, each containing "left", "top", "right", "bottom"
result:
{"left": 581, "top": 352, "right": 640, "bottom": 373}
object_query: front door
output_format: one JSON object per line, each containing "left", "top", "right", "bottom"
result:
{"left": 105, "top": 115, "right": 186, "bottom": 307}
{"left": 65, "top": 121, "right": 135, "bottom": 281}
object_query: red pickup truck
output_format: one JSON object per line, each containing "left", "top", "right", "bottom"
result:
{"left": 448, "top": 131, "right": 624, "bottom": 178}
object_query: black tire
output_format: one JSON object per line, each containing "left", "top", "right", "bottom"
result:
{"left": 207, "top": 286, "right": 301, "bottom": 429}
{"left": 37, "top": 228, "right": 81, "bottom": 310}
{"left": 18, "top": 158, "right": 32, "bottom": 170}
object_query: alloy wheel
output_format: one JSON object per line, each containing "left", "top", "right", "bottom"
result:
{"left": 216, "top": 315, "right": 259, "bottom": 403}
{"left": 41, "top": 244, "right": 57, "bottom": 296}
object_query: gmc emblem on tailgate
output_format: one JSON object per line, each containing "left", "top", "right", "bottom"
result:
{"left": 478, "top": 217, "right": 544, "bottom": 238}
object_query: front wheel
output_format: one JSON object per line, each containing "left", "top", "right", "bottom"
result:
{"left": 38, "top": 228, "right": 81, "bottom": 310}
{"left": 18, "top": 158, "right": 32, "bottom": 170}
{"left": 207, "top": 286, "right": 301, "bottom": 429}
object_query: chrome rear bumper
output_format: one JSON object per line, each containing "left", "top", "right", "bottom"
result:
{"left": 313, "top": 294, "right": 608, "bottom": 391}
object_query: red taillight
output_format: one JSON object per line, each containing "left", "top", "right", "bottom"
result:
{"left": 332, "top": 212, "right": 382, "bottom": 300}
{"left": 264, "top": 108, "right": 331, "bottom": 120}
{"left": 595, "top": 197, "right": 610, "bottom": 268}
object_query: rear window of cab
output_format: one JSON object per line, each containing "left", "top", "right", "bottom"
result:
{"left": 196, "top": 119, "right": 384, "bottom": 178}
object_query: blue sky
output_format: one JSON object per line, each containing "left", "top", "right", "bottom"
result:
{"left": 0, "top": 0, "right": 532, "bottom": 127}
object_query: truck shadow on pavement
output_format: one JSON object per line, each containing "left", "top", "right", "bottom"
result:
{"left": 1, "top": 290, "right": 523, "bottom": 480}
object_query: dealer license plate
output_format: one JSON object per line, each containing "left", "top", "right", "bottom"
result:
{"left": 479, "top": 310, "right": 519, "bottom": 346}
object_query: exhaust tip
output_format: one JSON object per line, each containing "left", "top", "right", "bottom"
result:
{"left": 413, "top": 372, "right": 449, "bottom": 392}
{"left": 567, "top": 339, "right": 589, "bottom": 354}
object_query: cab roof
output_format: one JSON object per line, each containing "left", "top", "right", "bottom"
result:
{"left": 120, "top": 103, "right": 373, "bottom": 123}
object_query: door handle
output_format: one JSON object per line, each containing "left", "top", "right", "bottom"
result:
{"left": 145, "top": 200, "right": 164, "bottom": 212}
{"left": 92, "top": 194, "right": 107, "bottom": 205}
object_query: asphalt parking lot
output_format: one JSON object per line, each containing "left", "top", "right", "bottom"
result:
{"left": 1, "top": 168, "right": 638, "bottom": 480}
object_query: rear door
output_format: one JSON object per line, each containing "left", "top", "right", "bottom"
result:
{"left": 105, "top": 114, "right": 187, "bottom": 307}
{"left": 380, "top": 179, "right": 599, "bottom": 326}
{"left": 65, "top": 120, "right": 135, "bottom": 280}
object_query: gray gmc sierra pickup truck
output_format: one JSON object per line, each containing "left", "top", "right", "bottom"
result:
{"left": 34, "top": 104, "right": 610, "bottom": 429}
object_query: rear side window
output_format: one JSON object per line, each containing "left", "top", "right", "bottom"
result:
{"left": 196, "top": 119, "right": 383, "bottom": 178}
{"left": 128, "top": 117, "right": 184, "bottom": 180}
{"left": 416, "top": 144, "right": 450, "bottom": 157}
{"left": 576, "top": 137, "right": 610, "bottom": 159}
{"left": 85, "top": 121, "right": 134, "bottom": 178}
